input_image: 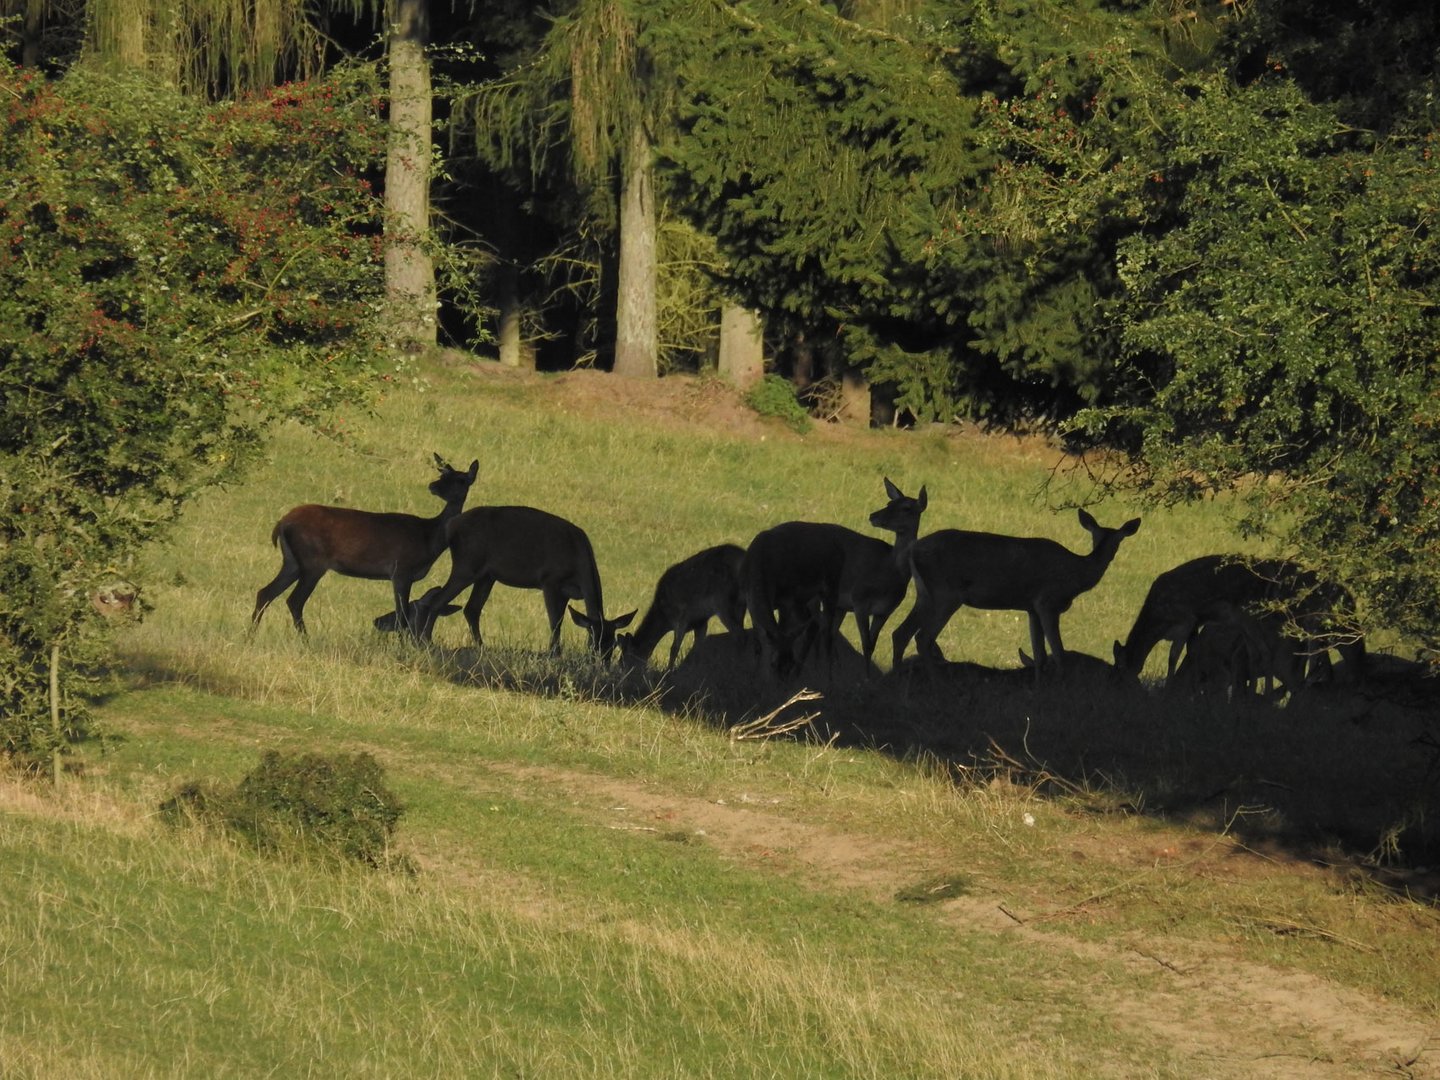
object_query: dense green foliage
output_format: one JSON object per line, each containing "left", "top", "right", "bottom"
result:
{"left": 161, "top": 749, "right": 406, "bottom": 867}
{"left": 0, "top": 60, "right": 388, "bottom": 767}
{"left": 1085, "top": 79, "right": 1440, "bottom": 649}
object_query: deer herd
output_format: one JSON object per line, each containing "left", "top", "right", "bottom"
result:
{"left": 249, "top": 453, "right": 1384, "bottom": 703}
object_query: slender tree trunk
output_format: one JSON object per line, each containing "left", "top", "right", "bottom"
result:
{"left": 21, "top": 0, "right": 44, "bottom": 68}
{"left": 718, "top": 303, "right": 764, "bottom": 389}
{"left": 791, "top": 330, "right": 815, "bottom": 389}
{"left": 825, "top": 344, "right": 871, "bottom": 426}
{"left": 496, "top": 264, "right": 532, "bottom": 369}
{"left": 88, "top": 0, "right": 147, "bottom": 67}
{"left": 613, "top": 121, "right": 657, "bottom": 377}
{"left": 384, "top": 0, "right": 436, "bottom": 352}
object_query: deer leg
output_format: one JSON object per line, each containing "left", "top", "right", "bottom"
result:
{"left": 718, "top": 598, "right": 746, "bottom": 636}
{"left": 1031, "top": 609, "right": 1065, "bottom": 674}
{"left": 417, "top": 576, "right": 478, "bottom": 642}
{"left": 914, "top": 596, "right": 961, "bottom": 664}
{"left": 891, "top": 607, "right": 921, "bottom": 668}
{"left": 854, "top": 609, "right": 877, "bottom": 665}
{"left": 251, "top": 564, "right": 301, "bottom": 633}
{"left": 672, "top": 620, "right": 705, "bottom": 670}
{"left": 284, "top": 570, "right": 325, "bottom": 635}
{"left": 391, "top": 577, "right": 416, "bottom": 637}
{"left": 543, "top": 587, "right": 570, "bottom": 655}
{"left": 459, "top": 577, "right": 496, "bottom": 648}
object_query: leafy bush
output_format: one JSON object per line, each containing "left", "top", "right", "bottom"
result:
{"left": 744, "top": 374, "right": 812, "bottom": 433}
{"left": 0, "top": 60, "right": 388, "bottom": 770}
{"left": 160, "top": 750, "right": 407, "bottom": 869}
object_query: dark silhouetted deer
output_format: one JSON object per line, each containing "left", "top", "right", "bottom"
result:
{"left": 618, "top": 543, "right": 747, "bottom": 670}
{"left": 743, "top": 479, "right": 927, "bottom": 674}
{"left": 892, "top": 509, "right": 1142, "bottom": 675}
{"left": 414, "top": 505, "right": 634, "bottom": 655}
{"left": 251, "top": 454, "right": 478, "bottom": 635}
{"left": 1114, "top": 554, "right": 1363, "bottom": 697}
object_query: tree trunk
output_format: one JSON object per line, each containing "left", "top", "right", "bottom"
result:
{"left": 21, "top": 0, "right": 43, "bottom": 68}
{"left": 819, "top": 333, "right": 869, "bottom": 425}
{"left": 384, "top": 0, "right": 436, "bottom": 353}
{"left": 791, "top": 330, "right": 815, "bottom": 389}
{"left": 613, "top": 121, "right": 657, "bottom": 377}
{"left": 495, "top": 261, "right": 534, "bottom": 369}
{"left": 718, "top": 303, "right": 764, "bottom": 389}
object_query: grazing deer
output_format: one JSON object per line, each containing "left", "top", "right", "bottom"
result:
{"left": 372, "top": 587, "right": 460, "bottom": 634}
{"left": 1166, "top": 615, "right": 1254, "bottom": 698}
{"left": 414, "top": 505, "right": 634, "bottom": 656}
{"left": 743, "top": 479, "right": 927, "bottom": 674}
{"left": 251, "top": 454, "right": 479, "bottom": 635}
{"left": 618, "top": 544, "right": 747, "bottom": 670}
{"left": 891, "top": 509, "right": 1142, "bottom": 672}
{"left": 1113, "top": 555, "right": 1363, "bottom": 694}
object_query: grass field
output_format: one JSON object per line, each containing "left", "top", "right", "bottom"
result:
{"left": 4, "top": 354, "right": 1438, "bottom": 1078}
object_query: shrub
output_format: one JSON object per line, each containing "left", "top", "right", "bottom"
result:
{"left": 744, "top": 374, "right": 812, "bottom": 433}
{"left": 1, "top": 60, "right": 388, "bottom": 770}
{"left": 160, "top": 750, "right": 407, "bottom": 869}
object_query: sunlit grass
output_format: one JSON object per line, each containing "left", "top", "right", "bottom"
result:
{"left": 7, "top": 354, "right": 1435, "bottom": 1076}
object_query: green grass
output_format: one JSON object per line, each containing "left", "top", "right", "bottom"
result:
{"left": 5, "top": 355, "right": 1438, "bottom": 1077}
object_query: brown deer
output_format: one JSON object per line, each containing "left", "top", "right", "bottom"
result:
{"left": 617, "top": 544, "right": 747, "bottom": 670}
{"left": 414, "top": 505, "right": 634, "bottom": 655}
{"left": 892, "top": 508, "right": 1142, "bottom": 673}
{"left": 743, "top": 479, "right": 927, "bottom": 674}
{"left": 251, "top": 454, "right": 478, "bottom": 635}
{"left": 1112, "top": 555, "right": 1364, "bottom": 695}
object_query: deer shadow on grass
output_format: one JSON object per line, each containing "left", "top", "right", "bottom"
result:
{"left": 640, "top": 631, "right": 1440, "bottom": 899}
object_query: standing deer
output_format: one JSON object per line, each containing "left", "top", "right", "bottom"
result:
{"left": 250, "top": 454, "right": 478, "bottom": 635}
{"left": 891, "top": 508, "right": 1142, "bottom": 673}
{"left": 618, "top": 544, "right": 747, "bottom": 670}
{"left": 743, "top": 479, "right": 927, "bottom": 674}
{"left": 1112, "top": 555, "right": 1363, "bottom": 695}
{"left": 414, "top": 505, "right": 634, "bottom": 656}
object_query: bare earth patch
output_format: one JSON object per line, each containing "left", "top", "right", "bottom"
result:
{"left": 495, "top": 762, "right": 1439, "bottom": 1080}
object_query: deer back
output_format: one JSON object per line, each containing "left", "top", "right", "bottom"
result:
{"left": 446, "top": 506, "right": 602, "bottom": 598}
{"left": 743, "top": 523, "right": 853, "bottom": 611}
{"left": 909, "top": 529, "right": 1087, "bottom": 611}
{"left": 629, "top": 544, "right": 745, "bottom": 657}
{"left": 269, "top": 455, "right": 477, "bottom": 582}
{"left": 273, "top": 505, "right": 452, "bottom": 580}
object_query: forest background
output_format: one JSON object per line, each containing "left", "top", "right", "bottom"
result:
{"left": 2, "top": 0, "right": 1438, "bottom": 765}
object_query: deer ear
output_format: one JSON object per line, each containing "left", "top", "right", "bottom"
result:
{"left": 467, "top": 459, "right": 479, "bottom": 478}
{"left": 917, "top": 486, "right": 928, "bottom": 511}
{"left": 609, "top": 609, "right": 637, "bottom": 630}
{"left": 1123, "top": 517, "right": 1142, "bottom": 536}
{"left": 433, "top": 452, "right": 447, "bottom": 470}
{"left": 568, "top": 605, "right": 591, "bottom": 629}
{"left": 883, "top": 477, "right": 901, "bottom": 500}
{"left": 1077, "top": 508, "right": 1099, "bottom": 532}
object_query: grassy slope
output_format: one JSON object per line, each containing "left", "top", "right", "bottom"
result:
{"left": 3, "top": 357, "right": 1437, "bottom": 1078}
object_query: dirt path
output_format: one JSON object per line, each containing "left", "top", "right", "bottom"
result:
{"left": 499, "top": 762, "right": 1438, "bottom": 1080}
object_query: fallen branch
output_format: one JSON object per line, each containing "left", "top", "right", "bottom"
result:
{"left": 1231, "top": 916, "right": 1378, "bottom": 954}
{"left": 729, "top": 689, "right": 824, "bottom": 741}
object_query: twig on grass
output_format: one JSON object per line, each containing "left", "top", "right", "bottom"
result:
{"left": 1231, "top": 916, "right": 1378, "bottom": 954}
{"left": 729, "top": 689, "right": 824, "bottom": 742}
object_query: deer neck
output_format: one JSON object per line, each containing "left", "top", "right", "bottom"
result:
{"left": 1074, "top": 536, "right": 1126, "bottom": 593}
{"left": 630, "top": 605, "right": 670, "bottom": 658}
{"left": 888, "top": 525, "right": 921, "bottom": 578}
